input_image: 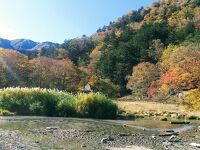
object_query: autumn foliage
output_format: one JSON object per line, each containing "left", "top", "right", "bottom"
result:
{"left": 182, "top": 89, "right": 200, "bottom": 110}
{"left": 0, "top": 49, "right": 81, "bottom": 91}
{"left": 127, "top": 42, "right": 200, "bottom": 102}
{"left": 127, "top": 62, "right": 158, "bottom": 98}
{"left": 146, "top": 43, "right": 200, "bottom": 101}
{"left": 0, "top": 49, "right": 29, "bottom": 87}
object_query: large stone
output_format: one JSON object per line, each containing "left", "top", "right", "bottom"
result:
{"left": 118, "top": 133, "right": 129, "bottom": 137}
{"left": 190, "top": 143, "right": 200, "bottom": 148}
{"left": 46, "top": 126, "right": 59, "bottom": 130}
{"left": 101, "top": 136, "right": 114, "bottom": 144}
{"left": 163, "top": 141, "right": 173, "bottom": 146}
{"left": 81, "top": 144, "right": 87, "bottom": 148}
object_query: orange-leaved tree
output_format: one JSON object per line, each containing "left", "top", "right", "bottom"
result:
{"left": 0, "top": 49, "right": 29, "bottom": 87}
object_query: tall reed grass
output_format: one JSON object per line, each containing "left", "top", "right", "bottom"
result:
{"left": 0, "top": 87, "right": 118, "bottom": 119}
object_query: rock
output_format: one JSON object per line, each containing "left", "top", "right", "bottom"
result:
{"left": 151, "top": 135, "right": 156, "bottom": 139}
{"left": 165, "top": 130, "right": 175, "bottom": 133}
{"left": 46, "top": 126, "right": 59, "bottom": 130}
{"left": 168, "top": 135, "right": 181, "bottom": 142}
{"left": 163, "top": 141, "right": 174, "bottom": 149}
{"left": 108, "top": 136, "right": 114, "bottom": 141}
{"left": 81, "top": 129, "right": 96, "bottom": 133}
{"left": 160, "top": 117, "right": 168, "bottom": 121}
{"left": 163, "top": 141, "right": 173, "bottom": 146}
{"left": 81, "top": 144, "right": 86, "bottom": 148}
{"left": 35, "top": 141, "right": 40, "bottom": 144}
{"left": 122, "top": 124, "right": 127, "bottom": 128}
{"left": 170, "top": 121, "right": 190, "bottom": 124}
{"left": 163, "top": 113, "right": 170, "bottom": 117}
{"left": 168, "top": 139, "right": 181, "bottom": 142}
{"left": 101, "top": 138, "right": 108, "bottom": 144}
{"left": 190, "top": 143, "right": 200, "bottom": 148}
{"left": 169, "top": 135, "right": 176, "bottom": 140}
{"left": 118, "top": 133, "right": 129, "bottom": 137}
{"left": 164, "top": 146, "right": 169, "bottom": 150}
{"left": 101, "top": 136, "right": 114, "bottom": 144}
{"left": 159, "top": 131, "right": 178, "bottom": 137}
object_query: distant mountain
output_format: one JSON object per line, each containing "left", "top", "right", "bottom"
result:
{"left": 0, "top": 37, "right": 59, "bottom": 53}
{"left": 10, "top": 39, "right": 38, "bottom": 51}
{"left": 31, "top": 42, "right": 59, "bottom": 51}
{"left": 0, "top": 38, "right": 13, "bottom": 49}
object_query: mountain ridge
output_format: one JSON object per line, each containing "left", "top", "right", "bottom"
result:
{"left": 0, "top": 37, "right": 59, "bottom": 53}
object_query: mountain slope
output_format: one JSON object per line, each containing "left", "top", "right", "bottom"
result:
{"left": 81, "top": 0, "right": 200, "bottom": 97}
{"left": 0, "top": 38, "right": 14, "bottom": 49}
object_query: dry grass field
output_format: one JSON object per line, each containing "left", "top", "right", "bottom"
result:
{"left": 117, "top": 101, "right": 183, "bottom": 114}
{"left": 116, "top": 98, "right": 200, "bottom": 118}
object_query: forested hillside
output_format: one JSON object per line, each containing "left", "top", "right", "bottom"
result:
{"left": 0, "top": 0, "right": 200, "bottom": 109}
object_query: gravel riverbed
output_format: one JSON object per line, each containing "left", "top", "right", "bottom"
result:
{"left": 0, "top": 117, "right": 199, "bottom": 150}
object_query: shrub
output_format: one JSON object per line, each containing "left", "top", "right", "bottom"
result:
{"left": 0, "top": 88, "right": 118, "bottom": 119}
{"left": 0, "top": 108, "right": 15, "bottom": 116}
{"left": 182, "top": 89, "right": 200, "bottom": 110}
{"left": 125, "top": 113, "right": 136, "bottom": 120}
{"left": 91, "top": 78, "right": 120, "bottom": 98}
{"left": 0, "top": 89, "right": 31, "bottom": 115}
{"left": 57, "top": 94, "right": 77, "bottom": 117}
{"left": 188, "top": 115, "right": 199, "bottom": 120}
{"left": 29, "top": 101, "right": 43, "bottom": 115}
{"left": 28, "top": 90, "right": 59, "bottom": 116}
{"left": 76, "top": 93, "right": 118, "bottom": 119}
{"left": 0, "top": 88, "right": 61, "bottom": 116}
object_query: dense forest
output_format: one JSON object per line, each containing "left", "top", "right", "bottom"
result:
{"left": 0, "top": 0, "right": 200, "bottom": 109}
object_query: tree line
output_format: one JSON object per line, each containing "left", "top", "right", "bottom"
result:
{"left": 0, "top": 49, "right": 81, "bottom": 92}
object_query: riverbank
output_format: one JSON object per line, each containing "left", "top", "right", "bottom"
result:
{"left": 0, "top": 116, "right": 199, "bottom": 150}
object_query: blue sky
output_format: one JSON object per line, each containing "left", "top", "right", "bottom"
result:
{"left": 0, "top": 0, "right": 155, "bottom": 43}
